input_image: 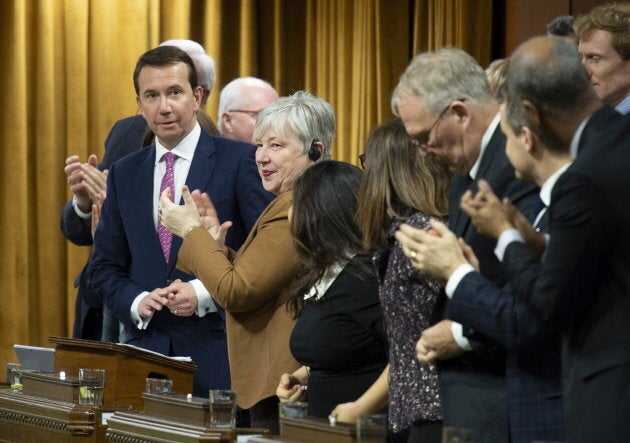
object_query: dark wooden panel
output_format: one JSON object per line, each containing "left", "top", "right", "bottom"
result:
{"left": 505, "top": 0, "right": 570, "bottom": 55}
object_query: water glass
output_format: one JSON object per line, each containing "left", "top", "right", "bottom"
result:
{"left": 145, "top": 377, "right": 173, "bottom": 394}
{"left": 279, "top": 401, "right": 308, "bottom": 419}
{"left": 209, "top": 389, "right": 237, "bottom": 428}
{"left": 78, "top": 368, "right": 105, "bottom": 406}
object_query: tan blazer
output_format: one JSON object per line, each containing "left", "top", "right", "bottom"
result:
{"left": 178, "top": 191, "right": 300, "bottom": 408}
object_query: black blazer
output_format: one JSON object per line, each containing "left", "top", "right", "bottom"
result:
{"left": 508, "top": 106, "right": 630, "bottom": 442}
{"left": 437, "top": 124, "right": 538, "bottom": 443}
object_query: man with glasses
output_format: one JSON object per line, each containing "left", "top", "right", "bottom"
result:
{"left": 217, "top": 77, "right": 279, "bottom": 143}
{"left": 391, "top": 48, "right": 538, "bottom": 443}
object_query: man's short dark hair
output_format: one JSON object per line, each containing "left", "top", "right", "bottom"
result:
{"left": 547, "top": 15, "right": 575, "bottom": 37}
{"left": 133, "top": 46, "right": 198, "bottom": 95}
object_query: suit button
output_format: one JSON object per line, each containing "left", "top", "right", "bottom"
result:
{"left": 166, "top": 279, "right": 172, "bottom": 285}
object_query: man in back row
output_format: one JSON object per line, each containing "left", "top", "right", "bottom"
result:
{"left": 576, "top": 3, "right": 630, "bottom": 114}
{"left": 217, "top": 76, "right": 278, "bottom": 143}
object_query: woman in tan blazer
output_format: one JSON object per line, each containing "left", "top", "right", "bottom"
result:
{"left": 159, "top": 90, "right": 335, "bottom": 432}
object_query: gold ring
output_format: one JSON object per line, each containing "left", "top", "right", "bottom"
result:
{"left": 410, "top": 250, "right": 417, "bottom": 259}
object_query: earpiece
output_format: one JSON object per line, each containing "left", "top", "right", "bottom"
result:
{"left": 308, "top": 138, "right": 322, "bottom": 162}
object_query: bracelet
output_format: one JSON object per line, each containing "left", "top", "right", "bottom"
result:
{"left": 183, "top": 225, "right": 199, "bottom": 238}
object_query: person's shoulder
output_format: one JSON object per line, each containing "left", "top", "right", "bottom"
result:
{"left": 109, "top": 114, "right": 147, "bottom": 132}
{"left": 111, "top": 144, "right": 154, "bottom": 170}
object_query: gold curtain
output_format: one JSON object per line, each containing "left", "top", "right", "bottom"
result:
{"left": 0, "top": 0, "right": 492, "bottom": 369}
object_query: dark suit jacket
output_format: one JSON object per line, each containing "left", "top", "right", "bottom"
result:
{"left": 439, "top": 125, "right": 539, "bottom": 443}
{"left": 89, "top": 129, "right": 274, "bottom": 396}
{"left": 446, "top": 256, "right": 563, "bottom": 442}
{"left": 64, "top": 115, "right": 147, "bottom": 340}
{"left": 508, "top": 106, "right": 630, "bottom": 442}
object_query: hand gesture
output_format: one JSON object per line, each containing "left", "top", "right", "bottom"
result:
{"left": 460, "top": 179, "right": 513, "bottom": 239}
{"left": 159, "top": 186, "right": 202, "bottom": 238}
{"left": 416, "top": 320, "right": 465, "bottom": 363}
{"left": 276, "top": 373, "right": 307, "bottom": 403}
{"left": 65, "top": 154, "right": 108, "bottom": 213}
{"left": 329, "top": 401, "right": 362, "bottom": 424}
{"left": 395, "top": 219, "right": 468, "bottom": 282}
{"left": 190, "top": 190, "right": 232, "bottom": 250}
{"left": 137, "top": 287, "right": 172, "bottom": 319}
{"left": 164, "top": 279, "right": 198, "bottom": 317}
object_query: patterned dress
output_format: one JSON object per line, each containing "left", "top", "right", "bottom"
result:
{"left": 377, "top": 212, "right": 444, "bottom": 432}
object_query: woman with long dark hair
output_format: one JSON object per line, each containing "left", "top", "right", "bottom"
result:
{"left": 276, "top": 160, "right": 388, "bottom": 418}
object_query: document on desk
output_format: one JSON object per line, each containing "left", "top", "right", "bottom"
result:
{"left": 118, "top": 343, "right": 193, "bottom": 362}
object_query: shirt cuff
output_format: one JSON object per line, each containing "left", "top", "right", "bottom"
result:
{"left": 445, "top": 264, "right": 476, "bottom": 298}
{"left": 451, "top": 321, "right": 473, "bottom": 351}
{"left": 131, "top": 291, "right": 152, "bottom": 330}
{"left": 189, "top": 279, "right": 217, "bottom": 317}
{"left": 494, "top": 229, "right": 524, "bottom": 262}
{"left": 72, "top": 196, "right": 92, "bottom": 219}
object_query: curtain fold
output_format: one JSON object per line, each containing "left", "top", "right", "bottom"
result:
{"left": 0, "top": 0, "right": 493, "bottom": 369}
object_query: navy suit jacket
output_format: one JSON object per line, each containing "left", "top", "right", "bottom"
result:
{"left": 89, "top": 128, "right": 273, "bottom": 395}
{"left": 64, "top": 115, "right": 147, "bottom": 340}
{"left": 438, "top": 125, "right": 539, "bottom": 443}
{"left": 446, "top": 248, "right": 563, "bottom": 443}
{"left": 508, "top": 106, "right": 630, "bottom": 442}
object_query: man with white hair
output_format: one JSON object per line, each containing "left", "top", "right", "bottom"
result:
{"left": 391, "top": 47, "right": 538, "bottom": 443}
{"left": 62, "top": 40, "right": 217, "bottom": 341}
{"left": 217, "top": 77, "right": 278, "bottom": 143}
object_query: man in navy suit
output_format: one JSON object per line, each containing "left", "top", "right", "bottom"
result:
{"left": 397, "top": 36, "right": 630, "bottom": 442}
{"left": 89, "top": 45, "right": 273, "bottom": 396}
{"left": 62, "top": 40, "right": 216, "bottom": 341}
{"left": 391, "top": 47, "right": 538, "bottom": 443}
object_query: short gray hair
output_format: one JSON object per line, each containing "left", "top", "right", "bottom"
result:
{"left": 253, "top": 91, "right": 335, "bottom": 159}
{"left": 392, "top": 48, "right": 493, "bottom": 115}
{"left": 160, "top": 39, "right": 216, "bottom": 90}
{"left": 503, "top": 36, "right": 592, "bottom": 151}
{"left": 217, "top": 77, "right": 276, "bottom": 132}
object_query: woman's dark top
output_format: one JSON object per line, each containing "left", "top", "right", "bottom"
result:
{"left": 289, "top": 253, "right": 388, "bottom": 417}
{"left": 376, "top": 212, "right": 444, "bottom": 432}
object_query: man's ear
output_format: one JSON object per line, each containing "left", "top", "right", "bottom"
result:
{"left": 520, "top": 126, "right": 537, "bottom": 155}
{"left": 450, "top": 100, "right": 469, "bottom": 122}
{"left": 221, "top": 112, "right": 233, "bottom": 134}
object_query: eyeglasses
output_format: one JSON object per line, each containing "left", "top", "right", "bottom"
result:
{"left": 411, "top": 99, "right": 464, "bottom": 151}
{"left": 228, "top": 109, "right": 261, "bottom": 119}
{"left": 358, "top": 153, "right": 366, "bottom": 170}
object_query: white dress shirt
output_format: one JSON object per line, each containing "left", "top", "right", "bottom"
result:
{"left": 130, "top": 123, "right": 217, "bottom": 330}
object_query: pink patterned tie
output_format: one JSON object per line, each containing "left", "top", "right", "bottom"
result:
{"left": 158, "top": 152, "right": 176, "bottom": 262}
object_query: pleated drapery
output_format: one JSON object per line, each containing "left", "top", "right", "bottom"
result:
{"left": 0, "top": 0, "right": 492, "bottom": 368}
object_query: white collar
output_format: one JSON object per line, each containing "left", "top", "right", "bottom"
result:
{"left": 540, "top": 162, "right": 572, "bottom": 207}
{"left": 469, "top": 113, "right": 501, "bottom": 180}
{"left": 155, "top": 122, "right": 201, "bottom": 164}
{"left": 303, "top": 253, "right": 357, "bottom": 301}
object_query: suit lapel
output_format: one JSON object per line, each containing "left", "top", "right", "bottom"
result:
{"left": 449, "top": 174, "right": 472, "bottom": 237}
{"left": 448, "top": 126, "right": 506, "bottom": 239}
{"left": 126, "top": 145, "right": 166, "bottom": 268}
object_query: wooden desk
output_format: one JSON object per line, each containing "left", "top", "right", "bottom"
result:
{"left": 0, "top": 387, "right": 106, "bottom": 442}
